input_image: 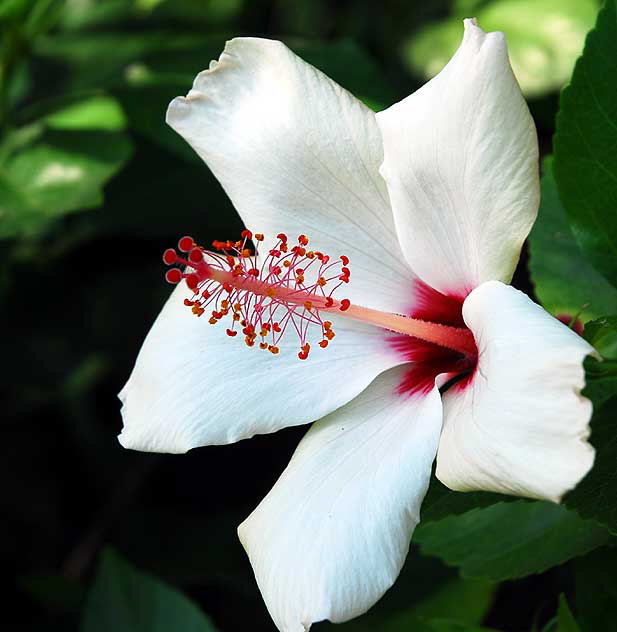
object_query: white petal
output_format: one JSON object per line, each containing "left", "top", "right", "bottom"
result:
{"left": 436, "top": 281, "right": 595, "bottom": 503}
{"left": 118, "top": 282, "right": 401, "bottom": 453}
{"left": 238, "top": 367, "right": 443, "bottom": 631}
{"left": 166, "top": 38, "right": 414, "bottom": 314}
{"left": 376, "top": 19, "right": 539, "bottom": 295}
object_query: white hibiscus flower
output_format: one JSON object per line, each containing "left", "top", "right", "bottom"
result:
{"left": 118, "top": 19, "right": 595, "bottom": 632}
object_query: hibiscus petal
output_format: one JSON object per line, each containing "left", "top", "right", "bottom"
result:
{"left": 376, "top": 19, "right": 539, "bottom": 295}
{"left": 166, "top": 38, "right": 414, "bottom": 313}
{"left": 118, "top": 283, "right": 402, "bottom": 453}
{"left": 238, "top": 366, "right": 442, "bottom": 631}
{"left": 436, "top": 281, "right": 595, "bottom": 503}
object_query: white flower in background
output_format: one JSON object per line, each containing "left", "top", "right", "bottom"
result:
{"left": 118, "top": 19, "right": 595, "bottom": 632}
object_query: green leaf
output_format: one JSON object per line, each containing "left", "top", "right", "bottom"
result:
{"left": 583, "top": 373, "right": 617, "bottom": 408}
{"left": 44, "top": 96, "right": 127, "bottom": 131}
{"left": 414, "top": 501, "right": 610, "bottom": 581}
{"left": 0, "top": 127, "right": 132, "bottom": 238}
{"left": 554, "top": 0, "right": 617, "bottom": 289}
{"left": 57, "top": 0, "right": 135, "bottom": 30}
{"left": 0, "top": 167, "right": 41, "bottom": 236}
{"left": 81, "top": 549, "right": 217, "bottom": 632}
{"left": 148, "top": 0, "right": 244, "bottom": 24}
{"left": 574, "top": 548, "right": 617, "bottom": 631}
{"left": 421, "top": 477, "right": 513, "bottom": 523}
{"left": 0, "top": 0, "right": 30, "bottom": 21}
{"left": 403, "top": 0, "right": 598, "bottom": 98}
{"left": 379, "top": 578, "right": 496, "bottom": 631}
{"left": 557, "top": 594, "right": 581, "bottom": 632}
{"left": 583, "top": 316, "right": 617, "bottom": 358}
{"left": 319, "top": 575, "right": 497, "bottom": 632}
{"left": 402, "top": 622, "right": 498, "bottom": 632}
{"left": 565, "top": 395, "right": 617, "bottom": 534}
{"left": 34, "top": 32, "right": 214, "bottom": 91}
{"left": 529, "top": 157, "right": 617, "bottom": 322}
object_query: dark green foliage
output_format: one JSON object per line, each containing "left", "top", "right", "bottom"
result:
{"left": 565, "top": 395, "right": 617, "bottom": 534}
{"left": 81, "top": 550, "right": 217, "bottom": 632}
{"left": 554, "top": 1, "right": 617, "bottom": 289}
{"left": 414, "top": 502, "right": 610, "bottom": 581}
{"left": 574, "top": 548, "right": 617, "bottom": 632}
{"left": 528, "top": 158, "right": 617, "bottom": 322}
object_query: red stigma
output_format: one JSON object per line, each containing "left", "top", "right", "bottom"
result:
{"left": 165, "top": 268, "right": 182, "bottom": 284}
{"left": 163, "top": 249, "right": 177, "bottom": 265}
{"left": 178, "top": 236, "right": 194, "bottom": 252}
{"left": 188, "top": 248, "right": 203, "bottom": 264}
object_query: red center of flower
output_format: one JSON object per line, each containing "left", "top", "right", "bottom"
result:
{"left": 392, "top": 281, "right": 478, "bottom": 395}
{"left": 162, "top": 231, "right": 478, "bottom": 385}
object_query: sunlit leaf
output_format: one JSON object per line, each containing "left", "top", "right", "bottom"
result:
{"left": 81, "top": 549, "right": 217, "bottom": 632}
{"left": 0, "top": 168, "right": 41, "bottom": 237}
{"left": 414, "top": 501, "right": 610, "bottom": 581}
{"left": 149, "top": 0, "right": 244, "bottom": 23}
{"left": 0, "top": 0, "right": 30, "bottom": 21}
{"left": 44, "top": 95, "right": 127, "bottom": 131}
{"left": 554, "top": 0, "right": 617, "bottom": 288}
{"left": 57, "top": 0, "right": 134, "bottom": 31}
{"left": 403, "top": 0, "right": 598, "bottom": 97}
{"left": 583, "top": 316, "right": 617, "bottom": 359}
{"left": 0, "top": 126, "right": 132, "bottom": 238}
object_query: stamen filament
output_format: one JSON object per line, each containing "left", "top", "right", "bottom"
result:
{"left": 163, "top": 232, "right": 476, "bottom": 359}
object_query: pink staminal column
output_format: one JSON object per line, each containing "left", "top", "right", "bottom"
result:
{"left": 162, "top": 232, "right": 478, "bottom": 382}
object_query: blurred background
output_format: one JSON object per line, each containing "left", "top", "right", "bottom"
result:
{"left": 1, "top": 0, "right": 604, "bottom": 630}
